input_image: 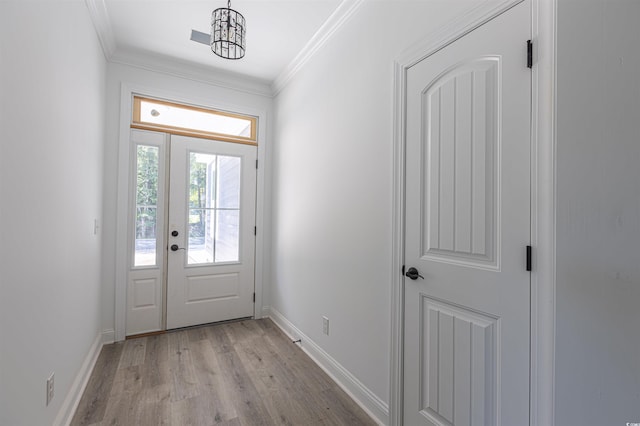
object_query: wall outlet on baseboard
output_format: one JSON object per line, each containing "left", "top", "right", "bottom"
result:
{"left": 322, "top": 316, "right": 329, "bottom": 335}
{"left": 46, "top": 373, "right": 54, "bottom": 406}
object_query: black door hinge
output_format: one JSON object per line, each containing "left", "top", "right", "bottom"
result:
{"left": 526, "top": 245, "right": 532, "bottom": 271}
{"left": 527, "top": 40, "right": 533, "bottom": 68}
{"left": 254, "top": 226, "right": 257, "bottom": 236}
{"left": 256, "top": 159, "right": 258, "bottom": 169}
{"left": 253, "top": 292, "right": 256, "bottom": 303}
{"left": 402, "top": 265, "right": 405, "bottom": 276}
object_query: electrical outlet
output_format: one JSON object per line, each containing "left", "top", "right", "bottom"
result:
{"left": 322, "top": 316, "right": 329, "bottom": 335}
{"left": 46, "top": 373, "right": 54, "bottom": 406}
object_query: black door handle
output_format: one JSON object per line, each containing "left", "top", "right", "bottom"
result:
{"left": 405, "top": 267, "right": 424, "bottom": 280}
{"left": 170, "top": 244, "right": 185, "bottom": 252}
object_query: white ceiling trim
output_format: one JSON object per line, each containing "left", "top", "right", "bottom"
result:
{"left": 83, "top": 0, "right": 364, "bottom": 98}
{"left": 110, "top": 48, "right": 273, "bottom": 98}
{"left": 84, "top": 0, "right": 271, "bottom": 97}
{"left": 85, "top": 0, "right": 116, "bottom": 59}
{"left": 271, "top": 0, "right": 365, "bottom": 96}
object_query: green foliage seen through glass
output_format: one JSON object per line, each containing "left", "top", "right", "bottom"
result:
{"left": 136, "top": 145, "right": 159, "bottom": 239}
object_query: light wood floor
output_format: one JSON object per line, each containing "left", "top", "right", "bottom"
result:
{"left": 71, "top": 318, "right": 376, "bottom": 426}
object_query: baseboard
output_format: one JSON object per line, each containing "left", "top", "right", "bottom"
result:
{"left": 53, "top": 332, "right": 103, "bottom": 426}
{"left": 267, "top": 307, "right": 389, "bottom": 426}
{"left": 102, "top": 328, "right": 115, "bottom": 344}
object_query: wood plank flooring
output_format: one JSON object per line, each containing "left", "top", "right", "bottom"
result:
{"left": 71, "top": 318, "right": 376, "bottom": 426}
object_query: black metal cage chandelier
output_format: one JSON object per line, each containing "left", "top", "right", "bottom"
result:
{"left": 211, "top": 0, "right": 246, "bottom": 60}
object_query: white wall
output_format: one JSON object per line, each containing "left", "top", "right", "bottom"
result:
{"left": 555, "top": 1, "right": 640, "bottom": 424}
{"left": 102, "top": 62, "right": 273, "bottom": 338}
{"left": 271, "top": 0, "right": 486, "bottom": 413}
{"left": 0, "top": 1, "right": 106, "bottom": 425}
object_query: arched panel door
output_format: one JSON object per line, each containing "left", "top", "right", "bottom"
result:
{"left": 403, "top": 2, "right": 531, "bottom": 425}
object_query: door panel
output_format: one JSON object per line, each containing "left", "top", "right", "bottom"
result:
{"left": 422, "top": 58, "right": 498, "bottom": 268}
{"left": 166, "top": 135, "right": 256, "bottom": 329}
{"left": 419, "top": 296, "right": 498, "bottom": 425}
{"left": 404, "top": 2, "right": 531, "bottom": 425}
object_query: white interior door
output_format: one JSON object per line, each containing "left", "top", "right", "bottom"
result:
{"left": 403, "top": 2, "right": 531, "bottom": 425}
{"left": 166, "top": 135, "right": 257, "bottom": 330}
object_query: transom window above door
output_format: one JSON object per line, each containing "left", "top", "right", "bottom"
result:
{"left": 132, "top": 95, "right": 257, "bottom": 145}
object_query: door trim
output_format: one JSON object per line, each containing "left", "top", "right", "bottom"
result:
{"left": 114, "top": 83, "right": 269, "bottom": 341}
{"left": 389, "top": 0, "right": 556, "bottom": 424}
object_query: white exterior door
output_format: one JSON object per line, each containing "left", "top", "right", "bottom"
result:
{"left": 403, "top": 2, "right": 531, "bottom": 425}
{"left": 126, "top": 130, "right": 167, "bottom": 336}
{"left": 166, "top": 135, "right": 257, "bottom": 329}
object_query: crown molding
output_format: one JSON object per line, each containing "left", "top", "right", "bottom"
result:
{"left": 83, "top": 0, "right": 269, "bottom": 97}
{"left": 84, "top": 0, "right": 362, "bottom": 98}
{"left": 271, "top": 0, "right": 365, "bottom": 96}
{"left": 110, "top": 47, "right": 273, "bottom": 98}
{"left": 85, "top": 0, "right": 116, "bottom": 59}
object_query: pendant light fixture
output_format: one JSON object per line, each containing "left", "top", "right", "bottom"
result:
{"left": 210, "top": 0, "right": 246, "bottom": 60}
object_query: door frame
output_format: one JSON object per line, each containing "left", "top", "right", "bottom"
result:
{"left": 114, "top": 83, "right": 269, "bottom": 341}
{"left": 389, "top": 0, "right": 557, "bottom": 425}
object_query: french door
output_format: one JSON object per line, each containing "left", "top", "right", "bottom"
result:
{"left": 126, "top": 130, "right": 257, "bottom": 335}
{"left": 166, "top": 135, "right": 256, "bottom": 329}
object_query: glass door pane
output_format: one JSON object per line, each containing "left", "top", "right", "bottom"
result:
{"left": 187, "top": 152, "right": 241, "bottom": 265}
{"left": 134, "top": 145, "right": 160, "bottom": 266}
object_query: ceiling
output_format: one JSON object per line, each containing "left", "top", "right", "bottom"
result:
{"left": 95, "top": 0, "right": 344, "bottom": 89}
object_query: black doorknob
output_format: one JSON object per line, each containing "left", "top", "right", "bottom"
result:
{"left": 171, "top": 230, "right": 179, "bottom": 237}
{"left": 170, "top": 244, "right": 180, "bottom": 251}
{"left": 405, "top": 267, "right": 424, "bottom": 280}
